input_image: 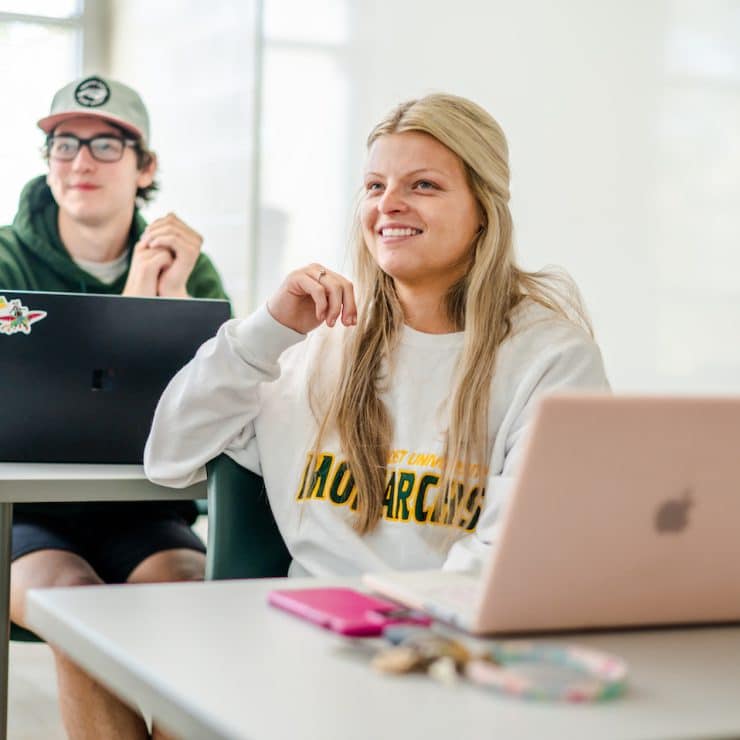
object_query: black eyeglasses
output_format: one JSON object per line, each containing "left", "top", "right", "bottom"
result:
{"left": 46, "top": 134, "right": 138, "bottom": 163}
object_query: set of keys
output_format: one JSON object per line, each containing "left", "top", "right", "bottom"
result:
{"left": 372, "top": 625, "right": 473, "bottom": 684}
{"left": 372, "top": 625, "right": 628, "bottom": 702}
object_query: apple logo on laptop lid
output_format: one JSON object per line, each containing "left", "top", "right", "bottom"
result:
{"left": 655, "top": 489, "right": 693, "bottom": 534}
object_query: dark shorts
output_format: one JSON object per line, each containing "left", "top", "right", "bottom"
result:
{"left": 12, "top": 505, "right": 206, "bottom": 584}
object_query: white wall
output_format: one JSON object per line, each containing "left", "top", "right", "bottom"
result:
{"left": 302, "top": 0, "right": 740, "bottom": 393}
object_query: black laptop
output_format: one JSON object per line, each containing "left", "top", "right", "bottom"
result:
{"left": 0, "top": 290, "right": 230, "bottom": 463}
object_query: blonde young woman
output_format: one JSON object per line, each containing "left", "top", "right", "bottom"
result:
{"left": 145, "top": 93, "right": 609, "bottom": 574}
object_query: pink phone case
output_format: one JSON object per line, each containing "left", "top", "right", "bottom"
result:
{"left": 267, "top": 587, "right": 431, "bottom": 636}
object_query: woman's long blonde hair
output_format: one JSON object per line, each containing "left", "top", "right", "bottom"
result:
{"left": 308, "top": 93, "right": 590, "bottom": 534}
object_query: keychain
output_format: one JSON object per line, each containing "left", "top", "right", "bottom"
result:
{"left": 373, "top": 625, "right": 628, "bottom": 702}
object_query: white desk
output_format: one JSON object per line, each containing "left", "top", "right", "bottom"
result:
{"left": 26, "top": 577, "right": 740, "bottom": 740}
{"left": 0, "top": 463, "right": 205, "bottom": 740}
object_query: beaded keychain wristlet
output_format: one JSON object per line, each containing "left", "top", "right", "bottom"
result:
{"left": 464, "top": 641, "right": 627, "bottom": 702}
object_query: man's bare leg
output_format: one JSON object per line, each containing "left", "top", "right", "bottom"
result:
{"left": 126, "top": 548, "right": 205, "bottom": 585}
{"left": 11, "top": 550, "right": 149, "bottom": 739}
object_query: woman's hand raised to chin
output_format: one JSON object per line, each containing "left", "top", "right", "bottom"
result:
{"left": 266, "top": 264, "right": 357, "bottom": 334}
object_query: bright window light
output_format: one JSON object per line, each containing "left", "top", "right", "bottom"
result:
{"left": 0, "top": 1, "right": 80, "bottom": 18}
{"left": 0, "top": 21, "right": 80, "bottom": 224}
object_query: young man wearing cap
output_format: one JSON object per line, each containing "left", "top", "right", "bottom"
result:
{"left": 0, "top": 75, "right": 227, "bottom": 738}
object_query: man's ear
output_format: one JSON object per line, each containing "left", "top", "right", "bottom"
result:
{"left": 137, "top": 151, "right": 158, "bottom": 189}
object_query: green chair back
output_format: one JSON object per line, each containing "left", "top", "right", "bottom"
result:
{"left": 10, "top": 624, "right": 40, "bottom": 642}
{"left": 205, "top": 454, "right": 291, "bottom": 580}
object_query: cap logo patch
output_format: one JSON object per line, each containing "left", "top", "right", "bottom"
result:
{"left": 74, "top": 77, "right": 110, "bottom": 108}
{"left": 0, "top": 296, "right": 47, "bottom": 336}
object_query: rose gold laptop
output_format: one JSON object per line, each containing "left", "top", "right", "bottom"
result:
{"left": 363, "top": 395, "right": 740, "bottom": 634}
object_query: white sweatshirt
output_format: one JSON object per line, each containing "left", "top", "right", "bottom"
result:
{"left": 144, "top": 300, "right": 609, "bottom": 576}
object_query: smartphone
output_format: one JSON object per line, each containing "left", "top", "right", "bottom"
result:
{"left": 267, "top": 587, "right": 431, "bottom": 637}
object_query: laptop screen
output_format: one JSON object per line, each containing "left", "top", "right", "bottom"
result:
{"left": 0, "top": 290, "right": 230, "bottom": 464}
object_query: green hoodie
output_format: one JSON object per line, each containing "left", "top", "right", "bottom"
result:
{"left": 2, "top": 175, "right": 229, "bottom": 525}
{"left": 0, "top": 175, "right": 227, "bottom": 298}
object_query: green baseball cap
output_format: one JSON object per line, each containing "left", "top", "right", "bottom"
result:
{"left": 37, "top": 75, "right": 150, "bottom": 145}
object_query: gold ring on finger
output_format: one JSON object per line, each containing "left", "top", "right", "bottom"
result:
{"left": 317, "top": 268, "right": 327, "bottom": 283}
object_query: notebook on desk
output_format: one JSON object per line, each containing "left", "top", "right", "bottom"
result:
{"left": 0, "top": 290, "right": 229, "bottom": 464}
{"left": 364, "top": 395, "right": 740, "bottom": 635}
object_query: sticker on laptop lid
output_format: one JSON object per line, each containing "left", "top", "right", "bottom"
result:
{"left": 0, "top": 296, "right": 47, "bottom": 336}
